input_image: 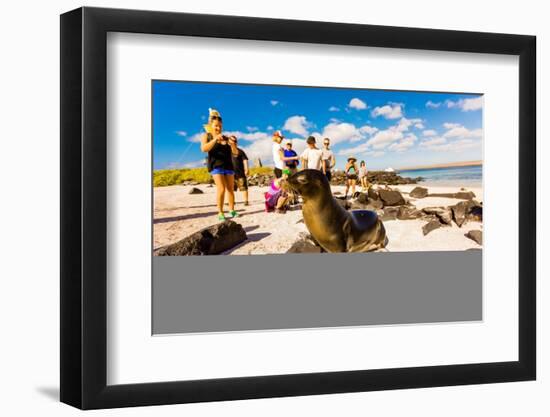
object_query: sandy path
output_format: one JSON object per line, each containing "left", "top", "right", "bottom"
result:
{"left": 154, "top": 183, "right": 483, "bottom": 254}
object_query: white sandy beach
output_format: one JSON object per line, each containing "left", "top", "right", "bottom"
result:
{"left": 154, "top": 182, "right": 483, "bottom": 254}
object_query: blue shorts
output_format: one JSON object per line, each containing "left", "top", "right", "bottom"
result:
{"left": 210, "top": 168, "right": 235, "bottom": 176}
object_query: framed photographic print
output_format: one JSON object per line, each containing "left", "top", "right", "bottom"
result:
{"left": 60, "top": 6, "right": 536, "bottom": 409}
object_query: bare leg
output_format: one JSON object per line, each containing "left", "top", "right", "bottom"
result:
{"left": 212, "top": 174, "right": 226, "bottom": 215}
{"left": 276, "top": 195, "right": 289, "bottom": 210}
{"left": 225, "top": 175, "right": 235, "bottom": 212}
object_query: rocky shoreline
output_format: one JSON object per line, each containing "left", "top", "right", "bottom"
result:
{"left": 288, "top": 185, "right": 483, "bottom": 253}
{"left": 155, "top": 184, "right": 483, "bottom": 256}
{"left": 175, "top": 170, "right": 422, "bottom": 188}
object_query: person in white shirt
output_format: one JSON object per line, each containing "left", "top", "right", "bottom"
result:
{"left": 272, "top": 130, "right": 286, "bottom": 178}
{"left": 301, "top": 136, "right": 324, "bottom": 171}
{"left": 321, "top": 137, "right": 336, "bottom": 182}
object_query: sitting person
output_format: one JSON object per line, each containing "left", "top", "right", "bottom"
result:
{"left": 264, "top": 169, "right": 291, "bottom": 213}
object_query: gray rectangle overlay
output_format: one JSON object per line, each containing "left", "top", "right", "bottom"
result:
{"left": 153, "top": 251, "right": 482, "bottom": 334}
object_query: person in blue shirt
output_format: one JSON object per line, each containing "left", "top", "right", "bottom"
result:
{"left": 283, "top": 142, "right": 300, "bottom": 175}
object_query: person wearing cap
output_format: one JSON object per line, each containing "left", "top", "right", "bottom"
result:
{"left": 230, "top": 136, "right": 250, "bottom": 206}
{"left": 200, "top": 108, "right": 239, "bottom": 221}
{"left": 301, "top": 136, "right": 324, "bottom": 171}
{"left": 321, "top": 137, "right": 336, "bottom": 182}
{"left": 272, "top": 131, "right": 286, "bottom": 179}
{"left": 344, "top": 156, "right": 359, "bottom": 199}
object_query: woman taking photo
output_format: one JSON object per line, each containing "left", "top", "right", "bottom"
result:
{"left": 344, "top": 156, "right": 359, "bottom": 199}
{"left": 200, "top": 108, "right": 239, "bottom": 220}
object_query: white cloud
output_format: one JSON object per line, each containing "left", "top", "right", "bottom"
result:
{"left": 417, "top": 122, "right": 482, "bottom": 152}
{"left": 363, "top": 117, "right": 419, "bottom": 150}
{"left": 445, "top": 100, "right": 459, "bottom": 109}
{"left": 445, "top": 97, "right": 483, "bottom": 111}
{"left": 422, "top": 129, "right": 438, "bottom": 137}
{"left": 240, "top": 137, "right": 274, "bottom": 164}
{"left": 270, "top": 100, "right": 279, "bottom": 106}
{"left": 371, "top": 104, "right": 403, "bottom": 119}
{"left": 397, "top": 117, "right": 422, "bottom": 132}
{"left": 423, "top": 139, "right": 480, "bottom": 152}
{"left": 225, "top": 131, "right": 271, "bottom": 142}
{"left": 321, "top": 122, "right": 363, "bottom": 144}
{"left": 240, "top": 135, "right": 306, "bottom": 165}
{"left": 285, "top": 138, "right": 308, "bottom": 156}
{"left": 420, "top": 137, "right": 447, "bottom": 147}
{"left": 328, "top": 106, "right": 340, "bottom": 112}
{"left": 283, "top": 115, "right": 311, "bottom": 137}
{"left": 367, "top": 128, "right": 404, "bottom": 149}
{"left": 175, "top": 131, "right": 187, "bottom": 137}
{"left": 310, "top": 122, "right": 378, "bottom": 146}
{"left": 388, "top": 134, "right": 417, "bottom": 152}
{"left": 359, "top": 125, "right": 378, "bottom": 135}
{"left": 188, "top": 132, "right": 204, "bottom": 143}
{"left": 442, "top": 125, "right": 482, "bottom": 139}
{"left": 461, "top": 96, "right": 483, "bottom": 111}
{"left": 348, "top": 98, "right": 367, "bottom": 110}
{"left": 337, "top": 142, "right": 369, "bottom": 156}
{"left": 426, "top": 100, "right": 441, "bottom": 109}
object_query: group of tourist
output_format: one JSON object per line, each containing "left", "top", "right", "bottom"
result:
{"left": 200, "top": 108, "right": 369, "bottom": 220}
{"left": 271, "top": 130, "right": 369, "bottom": 200}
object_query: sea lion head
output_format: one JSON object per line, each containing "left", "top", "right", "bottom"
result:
{"left": 287, "top": 169, "right": 330, "bottom": 200}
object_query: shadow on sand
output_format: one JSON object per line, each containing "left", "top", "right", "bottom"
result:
{"left": 223, "top": 232, "right": 271, "bottom": 254}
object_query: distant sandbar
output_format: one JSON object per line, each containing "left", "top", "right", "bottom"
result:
{"left": 398, "top": 160, "right": 482, "bottom": 171}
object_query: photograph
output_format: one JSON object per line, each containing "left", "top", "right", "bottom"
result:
{"left": 152, "top": 81, "right": 483, "bottom": 255}
{"left": 52, "top": 3, "right": 538, "bottom": 413}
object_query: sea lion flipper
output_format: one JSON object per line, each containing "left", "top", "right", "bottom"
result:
{"left": 342, "top": 217, "right": 356, "bottom": 252}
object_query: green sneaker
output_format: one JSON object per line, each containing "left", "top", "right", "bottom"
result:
{"left": 218, "top": 213, "right": 226, "bottom": 221}
{"left": 229, "top": 210, "right": 239, "bottom": 218}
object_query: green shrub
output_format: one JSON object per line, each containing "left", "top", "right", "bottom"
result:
{"left": 153, "top": 166, "right": 274, "bottom": 187}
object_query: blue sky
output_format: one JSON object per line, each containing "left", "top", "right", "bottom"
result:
{"left": 153, "top": 80, "right": 483, "bottom": 170}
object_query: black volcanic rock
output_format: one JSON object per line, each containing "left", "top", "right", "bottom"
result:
{"left": 409, "top": 186, "right": 429, "bottom": 198}
{"left": 378, "top": 189, "right": 406, "bottom": 206}
{"left": 154, "top": 220, "right": 247, "bottom": 256}
{"left": 287, "top": 234, "right": 325, "bottom": 253}
{"left": 451, "top": 200, "right": 483, "bottom": 227}
{"left": 423, "top": 207, "right": 453, "bottom": 225}
{"left": 465, "top": 230, "right": 483, "bottom": 245}
{"left": 330, "top": 171, "right": 421, "bottom": 186}
{"left": 397, "top": 206, "right": 425, "bottom": 220}
{"left": 422, "top": 220, "right": 442, "bottom": 236}
{"left": 429, "top": 191, "right": 476, "bottom": 200}
{"left": 188, "top": 187, "right": 204, "bottom": 194}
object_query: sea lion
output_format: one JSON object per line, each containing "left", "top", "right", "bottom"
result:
{"left": 287, "top": 169, "right": 387, "bottom": 252}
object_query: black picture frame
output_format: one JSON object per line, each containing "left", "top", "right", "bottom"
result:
{"left": 60, "top": 6, "right": 536, "bottom": 410}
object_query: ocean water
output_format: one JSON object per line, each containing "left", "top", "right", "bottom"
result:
{"left": 399, "top": 164, "right": 482, "bottom": 187}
